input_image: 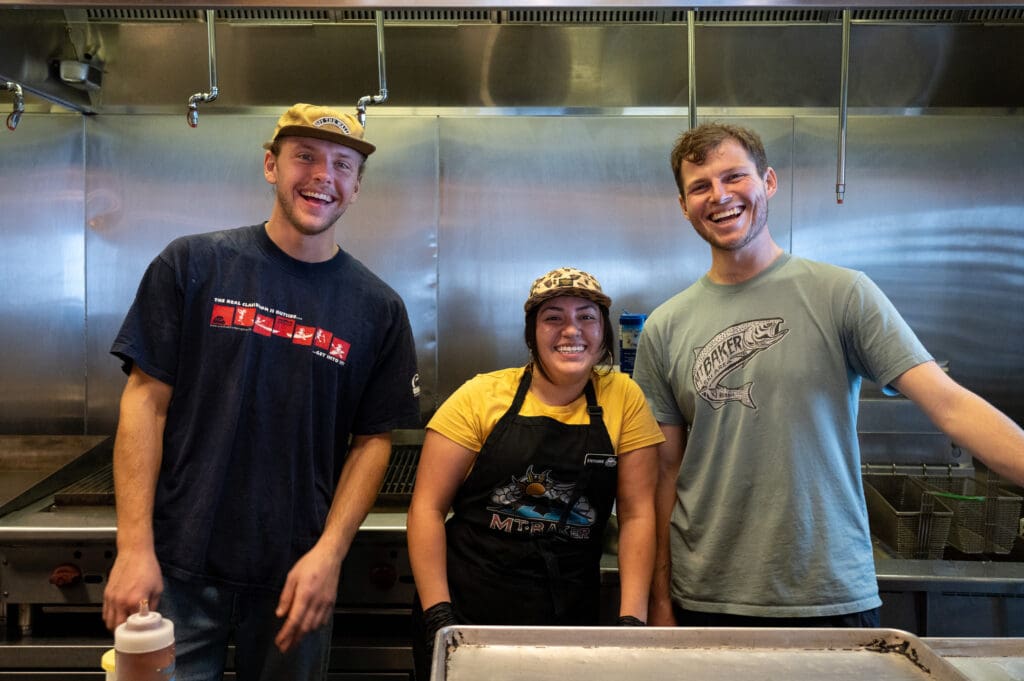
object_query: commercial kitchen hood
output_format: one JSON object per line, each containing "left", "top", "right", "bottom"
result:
{"left": 1, "top": 3, "right": 1023, "bottom": 117}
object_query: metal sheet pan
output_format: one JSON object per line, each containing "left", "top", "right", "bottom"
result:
{"left": 433, "top": 627, "right": 970, "bottom": 681}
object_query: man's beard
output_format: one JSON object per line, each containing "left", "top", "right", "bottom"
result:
{"left": 276, "top": 188, "right": 343, "bottom": 237}
{"left": 697, "top": 196, "right": 769, "bottom": 252}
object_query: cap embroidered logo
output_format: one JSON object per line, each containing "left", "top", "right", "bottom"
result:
{"left": 313, "top": 116, "right": 351, "bottom": 134}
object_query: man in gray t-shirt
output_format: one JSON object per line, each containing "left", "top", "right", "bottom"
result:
{"left": 632, "top": 122, "right": 1024, "bottom": 628}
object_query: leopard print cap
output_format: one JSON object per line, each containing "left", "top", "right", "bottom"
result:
{"left": 524, "top": 266, "right": 612, "bottom": 312}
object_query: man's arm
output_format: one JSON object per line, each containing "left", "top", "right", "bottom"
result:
{"left": 647, "top": 423, "right": 686, "bottom": 626}
{"left": 102, "top": 365, "right": 172, "bottom": 631}
{"left": 893, "top": 360, "right": 1024, "bottom": 486}
{"left": 274, "top": 432, "right": 392, "bottom": 652}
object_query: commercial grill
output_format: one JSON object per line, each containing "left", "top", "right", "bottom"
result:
{"left": 377, "top": 442, "right": 421, "bottom": 506}
{"left": 0, "top": 431, "right": 425, "bottom": 679}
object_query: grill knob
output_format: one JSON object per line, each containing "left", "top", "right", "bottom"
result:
{"left": 369, "top": 563, "right": 397, "bottom": 590}
{"left": 49, "top": 563, "right": 83, "bottom": 587}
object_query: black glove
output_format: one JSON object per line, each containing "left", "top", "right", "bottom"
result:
{"left": 423, "top": 601, "right": 459, "bottom": 652}
{"left": 617, "top": 615, "right": 646, "bottom": 626}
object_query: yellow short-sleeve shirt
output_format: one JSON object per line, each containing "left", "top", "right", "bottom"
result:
{"left": 427, "top": 366, "right": 665, "bottom": 455}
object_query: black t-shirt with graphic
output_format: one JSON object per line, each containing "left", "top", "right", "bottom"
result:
{"left": 112, "top": 224, "right": 420, "bottom": 591}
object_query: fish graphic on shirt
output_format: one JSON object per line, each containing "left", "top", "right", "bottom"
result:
{"left": 692, "top": 318, "right": 788, "bottom": 410}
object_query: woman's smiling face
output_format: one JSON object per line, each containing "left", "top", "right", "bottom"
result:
{"left": 533, "top": 295, "right": 606, "bottom": 384}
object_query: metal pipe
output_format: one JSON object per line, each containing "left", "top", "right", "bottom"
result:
{"left": 836, "top": 9, "right": 851, "bottom": 204}
{"left": 356, "top": 10, "right": 389, "bottom": 128}
{"left": 187, "top": 9, "right": 219, "bottom": 128}
{"left": 687, "top": 9, "right": 697, "bottom": 129}
{"left": 1, "top": 81, "right": 24, "bottom": 131}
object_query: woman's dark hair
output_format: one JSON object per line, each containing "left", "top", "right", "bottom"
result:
{"left": 524, "top": 303, "right": 616, "bottom": 382}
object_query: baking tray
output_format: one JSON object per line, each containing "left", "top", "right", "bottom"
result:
{"left": 432, "top": 627, "right": 970, "bottom": 681}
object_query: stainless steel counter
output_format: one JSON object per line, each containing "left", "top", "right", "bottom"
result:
{"left": 925, "top": 639, "right": 1024, "bottom": 681}
{"left": 0, "top": 497, "right": 410, "bottom": 541}
{"left": 596, "top": 549, "right": 1024, "bottom": 637}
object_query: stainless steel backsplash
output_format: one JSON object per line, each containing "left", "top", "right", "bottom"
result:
{"left": 1, "top": 11, "right": 1022, "bottom": 435}
{"left": 1, "top": 111, "right": 1022, "bottom": 435}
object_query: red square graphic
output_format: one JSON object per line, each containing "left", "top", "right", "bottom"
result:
{"left": 314, "top": 329, "right": 333, "bottom": 350}
{"left": 292, "top": 324, "right": 316, "bottom": 346}
{"left": 329, "top": 337, "right": 351, "bottom": 360}
{"left": 253, "top": 313, "right": 274, "bottom": 337}
{"left": 210, "top": 304, "right": 235, "bottom": 327}
{"left": 273, "top": 317, "right": 296, "bottom": 338}
{"left": 234, "top": 307, "right": 256, "bottom": 327}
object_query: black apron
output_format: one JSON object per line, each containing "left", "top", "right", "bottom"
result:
{"left": 445, "top": 368, "right": 617, "bottom": 625}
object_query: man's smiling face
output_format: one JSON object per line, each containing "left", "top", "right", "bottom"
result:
{"left": 679, "top": 138, "right": 777, "bottom": 253}
{"left": 264, "top": 136, "right": 364, "bottom": 237}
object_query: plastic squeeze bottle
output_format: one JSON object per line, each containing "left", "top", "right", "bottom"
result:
{"left": 114, "top": 600, "right": 176, "bottom": 681}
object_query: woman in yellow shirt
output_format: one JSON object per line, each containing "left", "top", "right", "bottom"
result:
{"left": 407, "top": 267, "right": 663, "bottom": 678}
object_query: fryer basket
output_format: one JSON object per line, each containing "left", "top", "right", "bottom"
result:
{"left": 863, "top": 474, "right": 953, "bottom": 559}
{"left": 911, "top": 475, "right": 1022, "bottom": 554}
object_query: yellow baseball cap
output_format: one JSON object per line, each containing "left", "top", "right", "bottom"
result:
{"left": 264, "top": 103, "right": 376, "bottom": 156}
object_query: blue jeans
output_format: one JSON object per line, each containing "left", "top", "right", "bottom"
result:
{"left": 158, "top": 573, "right": 333, "bottom": 681}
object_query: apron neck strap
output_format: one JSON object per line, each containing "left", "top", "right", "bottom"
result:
{"left": 510, "top": 366, "right": 534, "bottom": 413}
{"left": 517, "top": 366, "right": 601, "bottom": 422}
{"left": 583, "top": 379, "right": 602, "bottom": 423}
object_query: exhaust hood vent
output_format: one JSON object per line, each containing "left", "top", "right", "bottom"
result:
{"left": 504, "top": 9, "right": 664, "bottom": 24}
{"left": 336, "top": 9, "right": 495, "bottom": 24}
{"left": 682, "top": 9, "right": 833, "bottom": 24}
{"left": 77, "top": 6, "right": 1024, "bottom": 28}
{"left": 379, "top": 9, "right": 495, "bottom": 24}
{"left": 964, "top": 8, "right": 1024, "bottom": 23}
{"left": 854, "top": 8, "right": 964, "bottom": 23}
{"left": 217, "top": 8, "right": 334, "bottom": 24}
{"left": 85, "top": 7, "right": 202, "bottom": 22}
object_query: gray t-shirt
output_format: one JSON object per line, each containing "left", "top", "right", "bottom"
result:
{"left": 632, "top": 253, "right": 932, "bottom": 617}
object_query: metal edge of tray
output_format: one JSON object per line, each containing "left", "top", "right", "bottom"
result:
{"left": 433, "top": 626, "right": 972, "bottom": 681}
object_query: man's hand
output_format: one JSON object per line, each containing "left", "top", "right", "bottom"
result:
{"left": 274, "top": 432, "right": 390, "bottom": 652}
{"left": 102, "top": 548, "right": 163, "bottom": 631}
{"left": 274, "top": 543, "right": 343, "bottom": 653}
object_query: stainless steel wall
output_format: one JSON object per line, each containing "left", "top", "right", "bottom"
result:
{"left": 0, "top": 114, "right": 86, "bottom": 432}
{"left": 79, "top": 113, "right": 439, "bottom": 434}
{"left": 1, "top": 111, "right": 1022, "bottom": 434}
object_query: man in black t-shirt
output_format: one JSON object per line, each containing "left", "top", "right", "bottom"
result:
{"left": 102, "top": 104, "right": 421, "bottom": 681}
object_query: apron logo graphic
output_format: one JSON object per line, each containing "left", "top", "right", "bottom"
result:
{"left": 692, "top": 318, "right": 788, "bottom": 410}
{"left": 488, "top": 465, "right": 595, "bottom": 533}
